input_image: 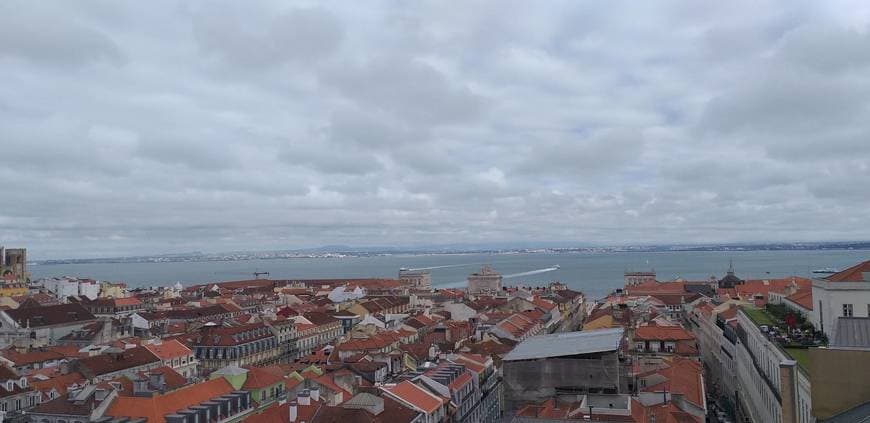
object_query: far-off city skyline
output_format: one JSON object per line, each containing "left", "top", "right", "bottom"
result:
{"left": 3, "top": 1, "right": 870, "bottom": 259}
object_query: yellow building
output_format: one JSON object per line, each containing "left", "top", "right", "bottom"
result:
{"left": 0, "top": 283, "right": 28, "bottom": 297}
{"left": 582, "top": 314, "right": 617, "bottom": 330}
{"left": 100, "top": 282, "right": 127, "bottom": 298}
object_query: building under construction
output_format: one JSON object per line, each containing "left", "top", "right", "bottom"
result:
{"left": 502, "top": 328, "right": 629, "bottom": 411}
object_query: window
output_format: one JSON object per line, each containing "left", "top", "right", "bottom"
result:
{"left": 843, "top": 304, "right": 854, "bottom": 317}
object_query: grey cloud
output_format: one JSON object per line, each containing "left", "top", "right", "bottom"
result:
{"left": 2, "top": 0, "right": 870, "bottom": 259}
{"left": 137, "top": 132, "right": 242, "bottom": 171}
{"left": 776, "top": 24, "right": 870, "bottom": 72}
{"left": 320, "top": 55, "right": 487, "bottom": 126}
{"left": 0, "top": 2, "right": 123, "bottom": 66}
{"left": 279, "top": 139, "right": 384, "bottom": 175}
{"left": 193, "top": 5, "right": 343, "bottom": 69}
{"left": 515, "top": 128, "right": 646, "bottom": 176}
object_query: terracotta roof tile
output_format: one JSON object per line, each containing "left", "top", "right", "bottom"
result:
{"left": 640, "top": 356, "right": 704, "bottom": 408}
{"left": 143, "top": 339, "right": 192, "bottom": 360}
{"left": 5, "top": 303, "right": 96, "bottom": 328}
{"left": 785, "top": 289, "right": 813, "bottom": 310}
{"left": 383, "top": 381, "right": 441, "bottom": 414}
{"left": 114, "top": 297, "right": 142, "bottom": 307}
{"left": 106, "top": 377, "right": 234, "bottom": 423}
{"left": 77, "top": 346, "right": 161, "bottom": 378}
{"left": 824, "top": 260, "right": 870, "bottom": 282}
{"left": 634, "top": 325, "right": 695, "bottom": 341}
{"left": 243, "top": 366, "right": 285, "bottom": 390}
{"left": 1, "top": 348, "right": 64, "bottom": 366}
{"left": 29, "top": 371, "right": 86, "bottom": 400}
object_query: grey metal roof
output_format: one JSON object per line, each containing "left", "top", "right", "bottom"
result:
{"left": 819, "top": 400, "right": 870, "bottom": 423}
{"left": 211, "top": 364, "right": 248, "bottom": 376}
{"left": 503, "top": 328, "right": 624, "bottom": 361}
{"left": 343, "top": 392, "right": 383, "bottom": 408}
{"left": 832, "top": 317, "right": 870, "bottom": 349}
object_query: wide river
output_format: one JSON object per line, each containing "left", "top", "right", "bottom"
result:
{"left": 29, "top": 249, "right": 869, "bottom": 299}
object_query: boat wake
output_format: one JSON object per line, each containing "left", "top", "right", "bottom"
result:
{"left": 437, "top": 266, "right": 560, "bottom": 288}
{"left": 406, "top": 262, "right": 482, "bottom": 271}
{"left": 503, "top": 266, "right": 560, "bottom": 279}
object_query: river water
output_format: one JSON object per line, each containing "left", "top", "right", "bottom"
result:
{"left": 29, "top": 249, "right": 869, "bottom": 299}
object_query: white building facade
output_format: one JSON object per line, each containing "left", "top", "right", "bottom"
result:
{"left": 810, "top": 261, "right": 870, "bottom": 336}
{"left": 734, "top": 310, "right": 813, "bottom": 423}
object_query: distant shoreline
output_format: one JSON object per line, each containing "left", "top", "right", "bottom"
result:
{"left": 30, "top": 242, "right": 870, "bottom": 266}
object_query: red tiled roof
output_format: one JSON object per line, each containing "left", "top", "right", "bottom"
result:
{"left": 729, "top": 277, "right": 811, "bottom": 305}
{"left": 77, "top": 347, "right": 161, "bottom": 378}
{"left": 243, "top": 366, "right": 285, "bottom": 390}
{"left": 384, "top": 381, "right": 441, "bottom": 414}
{"left": 531, "top": 297, "right": 556, "bottom": 311}
{"left": 1, "top": 348, "right": 64, "bottom": 366}
{"left": 303, "top": 311, "right": 339, "bottom": 326}
{"left": 143, "top": 339, "right": 192, "bottom": 360}
{"left": 399, "top": 343, "right": 430, "bottom": 361}
{"left": 29, "top": 371, "right": 86, "bottom": 400}
{"left": 516, "top": 399, "right": 572, "bottom": 419}
{"left": 634, "top": 325, "right": 695, "bottom": 341}
{"left": 824, "top": 260, "right": 870, "bottom": 282}
{"left": 309, "top": 394, "right": 419, "bottom": 423}
{"left": 106, "top": 377, "right": 234, "bottom": 423}
{"left": 452, "top": 353, "right": 489, "bottom": 374}
{"left": 194, "top": 322, "right": 273, "bottom": 346}
{"left": 114, "top": 297, "right": 142, "bottom": 307}
{"left": 245, "top": 398, "right": 321, "bottom": 423}
{"left": 45, "top": 345, "right": 88, "bottom": 359}
{"left": 785, "top": 289, "right": 813, "bottom": 310}
{"left": 111, "top": 366, "right": 189, "bottom": 395}
{"left": 447, "top": 371, "right": 472, "bottom": 391}
{"left": 5, "top": 303, "right": 96, "bottom": 328}
{"left": 695, "top": 302, "right": 715, "bottom": 318}
{"left": 312, "top": 374, "right": 352, "bottom": 400}
{"left": 631, "top": 399, "right": 702, "bottom": 423}
{"left": 718, "top": 305, "right": 738, "bottom": 320}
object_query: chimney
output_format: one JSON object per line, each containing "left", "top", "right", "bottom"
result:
{"left": 310, "top": 387, "right": 320, "bottom": 402}
{"left": 149, "top": 372, "right": 166, "bottom": 391}
{"left": 298, "top": 390, "right": 310, "bottom": 406}
{"left": 288, "top": 401, "right": 298, "bottom": 422}
{"left": 780, "top": 360, "right": 798, "bottom": 423}
{"left": 102, "top": 319, "right": 112, "bottom": 342}
{"left": 133, "top": 377, "right": 152, "bottom": 397}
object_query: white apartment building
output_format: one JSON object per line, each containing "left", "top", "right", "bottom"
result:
{"left": 734, "top": 309, "right": 813, "bottom": 423}
{"left": 688, "top": 300, "right": 740, "bottom": 406}
{"left": 39, "top": 277, "right": 100, "bottom": 301}
{"left": 810, "top": 260, "right": 870, "bottom": 336}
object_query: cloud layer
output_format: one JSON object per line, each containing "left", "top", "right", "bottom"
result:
{"left": 2, "top": 0, "right": 870, "bottom": 258}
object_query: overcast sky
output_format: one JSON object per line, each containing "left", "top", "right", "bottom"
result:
{"left": 3, "top": 1, "right": 870, "bottom": 259}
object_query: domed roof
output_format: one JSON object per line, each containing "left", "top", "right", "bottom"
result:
{"left": 718, "top": 259, "right": 743, "bottom": 288}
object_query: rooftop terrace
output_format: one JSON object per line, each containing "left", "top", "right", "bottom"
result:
{"left": 742, "top": 304, "right": 824, "bottom": 373}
